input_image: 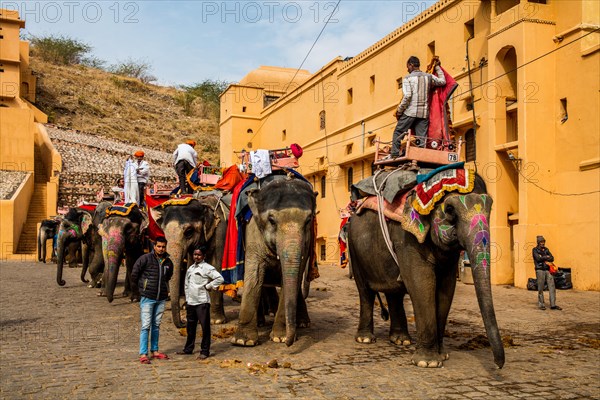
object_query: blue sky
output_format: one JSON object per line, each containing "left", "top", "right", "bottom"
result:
{"left": 12, "top": 0, "right": 435, "bottom": 86}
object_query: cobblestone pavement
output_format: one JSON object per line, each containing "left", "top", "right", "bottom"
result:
{"left": 1, "top": 261, "right": 599, "bottom": 399}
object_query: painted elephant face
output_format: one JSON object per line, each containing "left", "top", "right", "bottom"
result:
{"left": 59, "top": 209, "right": 93, "bottom": 241}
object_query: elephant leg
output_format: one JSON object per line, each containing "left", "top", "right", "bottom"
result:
{"left": 386, "top": 291, "right": 411, "bottom": 346}
{"left": 80, "top": 242, "right": 90, "bottom": 283}
{"left": 435, "top": 259, "right": 459, "bottom": 361}
{"left": 353, "top": 265, "right": 377, "bottom": 344}
{"left": 38, "top": 232, "right": 44, "bottom": 262}
{"left": 296, "top": 291, "right": 310, "bottom": 328}
{"left": 232, "top": 257, "right": 264, "bottom": 347}
{"left": 210, "top": 290, "right": 227, "bottom": 324}
{"left": 405, "top": 264, "right": 444, "bottom": 368}
{"left": 88, "top": 241, "right": 104, "bottom": 288}
{"left": 271, "top": 287, "right": 287, "bottom": 342}
{"left": 125, "top": 252, "right": 141, "bottom": 301}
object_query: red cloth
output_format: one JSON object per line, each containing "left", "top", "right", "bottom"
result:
{"left": 221, "top": 179, "right": 245, "bottom": 270}
{"left": 145, "top": 194, "right": 170, "bottom": 241}
{"left": 78, "top": 204, "right": 97, "bottom": 213}
{"left": 215, "top": 165, "right": 246, "bottom": 191}
{"left": 427, "top": 66, "right": 458, "bottom": 145}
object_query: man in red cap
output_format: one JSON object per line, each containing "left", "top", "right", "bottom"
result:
{"left": 172, "top": 140, "right": 198, "bottom": 194}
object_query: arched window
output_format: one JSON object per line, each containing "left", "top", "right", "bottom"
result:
{"left": 347, "top": 167, "right": 353, "bottom": 192}
{"left": 320, "top": 176, "right": 326, "bottom": 198}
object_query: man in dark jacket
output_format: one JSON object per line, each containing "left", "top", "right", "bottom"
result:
{"left": 532, "top": 235, "right": 562, "bottom": 311}
{"left": 131, "top": 236, "right": 174, "bottom": 364}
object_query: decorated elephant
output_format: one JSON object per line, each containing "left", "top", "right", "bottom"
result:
{"left": 348, "top": 168, "right": 504, "bottom": 369}
{"left": 232, "top": 175, "right": 317, "bottom": 347}
{"left": 56, "top": 202, "right": 109, "bottom": 287}
{"left": 99, "top": 203, "right": 149, "bottom": 303}
{"left": 150, "top": 195, "right": 229, "bottom": 328}
{"left": 38, "top": 218, "right": 60, "bottom": 263}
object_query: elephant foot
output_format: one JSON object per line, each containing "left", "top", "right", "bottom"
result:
{"left": 411, "top": 349, "right": 444, "bottom": 368}
{"left": 355, "top": 331, "right": 376, "bottom": 344}
{"left": 121, "top": 291, "right": 131, "bottom": 298}
{"left": 389, "top": 333, "right": 412, "bottom": 346}
{"left": 271, "top": 332, "right": 295, "bottom": 344}
{"left": 231, "top": 337, "right": 257, "bottom": 347}
{"left": 211, "top": 316, "right": 227, "bottom": 325}
{"left": 297, "top": 321, "right": 310, "bottom": 328}
{"left": 97, "top": 291, "right": 106, "bottom": 297}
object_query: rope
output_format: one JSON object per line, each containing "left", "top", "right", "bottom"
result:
{"left": 372, "top": 169, "right": 404, "bottom": 271}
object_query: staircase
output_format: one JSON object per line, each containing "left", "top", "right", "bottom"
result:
{"left": 15, "top": 147, "right": 48, "bottom": 255}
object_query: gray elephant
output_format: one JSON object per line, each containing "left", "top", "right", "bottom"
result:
{"left": 150, "top": 195, "right": 229, "bottom": 328}
{"left": 56, "top": 203, "right": 109, "bottom": 287}
{"left": 99, "top": 204, "right": 148, "bottom": 303}
{"left": 348, "top": 172, "right": 504, "bottom": 368}
{"left": 232, "top": 176, "right": 317, "bottom": 347}
{"left": 38, "top": 218, "right": 60, "bottom": 263}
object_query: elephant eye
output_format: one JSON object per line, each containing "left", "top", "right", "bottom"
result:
{"left": 268, "top": 216, "right": 276, "bottom": 226}
{"left": 184, "top": 227, "right": 194, "bottom": 237}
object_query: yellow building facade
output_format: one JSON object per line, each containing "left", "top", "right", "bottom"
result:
{"left": 0, "top": 9, "right": 59, "bottom": 260}
{"left": 221, "top": 0, "right": 600, "bottom": 290}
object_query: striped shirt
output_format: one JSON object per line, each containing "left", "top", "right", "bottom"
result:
{"left": 397, "top": 66, "right": 446, "bottom": 119}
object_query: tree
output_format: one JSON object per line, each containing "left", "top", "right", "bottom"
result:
{"left": 180, "top": 80, "right": 229, "bottom": 119}
{"left": 109, "top": 58, "right": 157, "bottom": 84}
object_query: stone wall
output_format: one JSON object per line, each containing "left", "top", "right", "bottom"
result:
{"left": 47, "top": 125, "right": 177, "bottom": 207}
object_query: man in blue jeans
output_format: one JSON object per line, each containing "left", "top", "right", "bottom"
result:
{"left": 131, "top": 236, "right": 174, "bottom": 364}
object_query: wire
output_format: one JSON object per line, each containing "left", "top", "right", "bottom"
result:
{"left": 247, "top": 0, "right": 341, "bottom": 145}
{"left": 511, "top": 160, "right": 600, "bottom": 197}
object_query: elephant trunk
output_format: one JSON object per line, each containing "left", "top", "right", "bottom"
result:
{"left": 168, "top": 242, "right": 186, "bottom": 329}
{"left": 103, "top": 228, "right": 125, "bottom": 303}
{"left": 280, "top": 234, "right": 303, "bottom": 347}
{"left": 465, "top": 239, "right": 505, "bottom": 369}
{"left": 56, "top": 229, "right": 72, "bottom": 286}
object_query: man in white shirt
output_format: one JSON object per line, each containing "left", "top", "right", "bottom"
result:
{"left": 388, "top": 56, "right": 446, "bottom": 158}
{"left": 178, "top": 248, "right": 224, "bottom": 359}
{"left": 172, "top": 140, "right": 198, "bottom": 194}
{"left": 133, "top": 150, "right": 150, "bottom": 207}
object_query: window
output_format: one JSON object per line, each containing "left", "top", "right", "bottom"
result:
{"left": 369, "top": 75, "right": 375, "bottom": 94}
{"left": 367, "top": 135, "right": 376, "bottom": 147}
{"left": 496, "top": 0, "right": 519, "bottom": 15}
{"left": 528, "top": 0, "right": 546, "bottom": 3}
{"left": 247, "top": 142, "right": 253, "bottom": 148}
{"left": 345, "top": 144, "right": 353, "bottom": 155}
{"left": 319, "top": 110, "right": 326, "bottom": 130}
{"left": 246, "top": 129, "right": 253, "bottom": 134}
{"left": 396, "top": 77, "right": 402, "bottom": 90}
{"left": 347, "top": 88, "right": 353, "bottom": 104}
{"left": 319, "top": 156, "right": 325, "bottom": 165}
{"left": 320, "top": 244, "right": 326, "bottom": 261}
{"left": 263, "top": 95, "right": 279, "bottom": 108}
{"left": 242, "top": 106, "right": 247, "bottom": 112}
{"left": 320, "top": 176, "right": 326, "bottom": 198}
{"left": 465, "top": 129, "right": 476, "bottom": 162}
{"left": 427, "top": 41, "right": 436, "bottom": 61}
{"left": 282, "top": 129, "right": 287, "bottom": 140}
{"left": 560, "top": 98, "right": 568, "bottom": 123}
{"left": 464, "top": 19, "right": 474, "bottom": 41}
{"left": 347, "top": 168, "right": 353, "bottom": 192}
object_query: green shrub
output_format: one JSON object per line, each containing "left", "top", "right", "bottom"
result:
{"left": 29, "top": 34, "right": 92, "bottom": 65}
{"left": 180, "top": 80, "right": 229, "bottom": 119}
{"left": 109, "top": 58, "right": 157, "bottom": 84}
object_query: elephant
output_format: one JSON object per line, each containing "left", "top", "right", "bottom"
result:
{"left": 232, "top": 176, "right": 317, "bottom": 347}
{"left": 150, "top": 195, "right": 229, "bottom": 328}
{"left": 348, "top": 173, "right": 505, "bottom": 369}
{"left": 38, "top": 218, "right": 60, "bottom": 263}
{"left": 56, "top": 202, "right": 109, "bottom": 287}
{"left": 99, "top": 204, "right": 148, "bottom": 303}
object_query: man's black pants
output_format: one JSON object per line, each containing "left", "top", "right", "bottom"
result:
{"left": 183, "top": 303, "right": 211, "bottom": 356}
{"left": 175, "top": 160, "right": 194, "bottom": 194}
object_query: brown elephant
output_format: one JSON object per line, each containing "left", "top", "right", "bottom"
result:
{"left": 232, "top": 175, "right": 317, "bottom": 347}
{"left": 348, "top": 172, "right": 504, "bottom": 369}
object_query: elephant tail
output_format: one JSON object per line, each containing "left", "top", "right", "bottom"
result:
{"left": 376, "top": 292, "right": 389, "bottom": 321}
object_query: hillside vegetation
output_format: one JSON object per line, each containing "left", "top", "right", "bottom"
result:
{"left": 30, "top": 57, "right": 222, "bottom": 162}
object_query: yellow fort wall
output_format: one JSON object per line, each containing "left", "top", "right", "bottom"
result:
{"left": 221, "top": 0, "right": 599, "bottom": 290}
{"left": 0, "top": 9, "right": 54, "bottom": 260}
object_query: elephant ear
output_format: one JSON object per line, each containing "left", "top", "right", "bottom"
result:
{"left": 81, "top": 212, "right": 93, "bottom": 235}
{"left": 140, "top": 211, "right": 149, "bottom": 233}
{"left": 150, "top": 206, "right": 164, "bottom": 226}
{"left": 398, "top": 192, "right": 430, "bottom": 244}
